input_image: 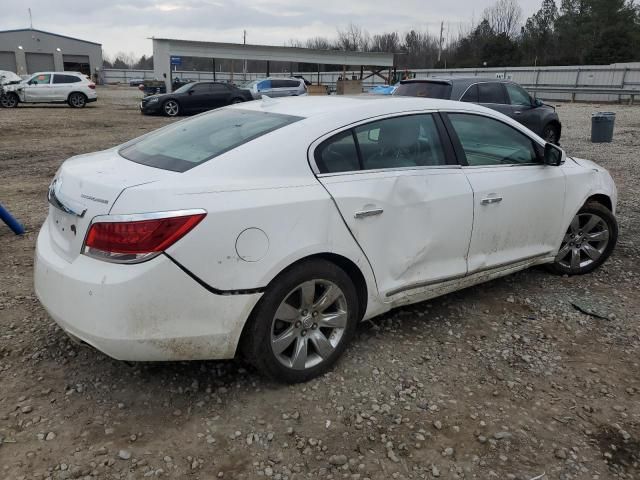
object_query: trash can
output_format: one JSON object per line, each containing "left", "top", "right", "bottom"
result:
{"left": 591, "top": 112, "right": 616, "bottom": 143}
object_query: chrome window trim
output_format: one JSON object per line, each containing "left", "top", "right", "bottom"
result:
{"left": 308, "top": 109, "right": 446, "bottom": 176}
{"left": 317, "top": 164, "right": 462, "bottom": 178}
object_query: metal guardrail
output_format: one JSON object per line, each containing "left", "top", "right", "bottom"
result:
{"left": 525, "top": 85, "right": 640, "bottom": 104}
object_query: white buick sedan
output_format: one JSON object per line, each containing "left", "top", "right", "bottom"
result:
{"left": 35, "top": 96, "right": 618, "bottom": 383}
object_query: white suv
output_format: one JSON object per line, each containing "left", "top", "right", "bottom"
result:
{"left": 1, "top": 71, "right": 97, "bottom": 108}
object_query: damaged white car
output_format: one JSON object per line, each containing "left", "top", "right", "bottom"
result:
{"left": 1, "top": 71, "right": 96, "bottom": 108}
{"left": 34, "top": 96, "right": 618, "bottom": 383}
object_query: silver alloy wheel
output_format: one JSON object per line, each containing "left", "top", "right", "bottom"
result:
{"left": 556, "top": 212, "right": 610, "bottom": 270}
{"left": 270, "top": 279, "right": 348, "bottom": 370}
{"left": 69, "top": 93, "right": 85, "bottom": 107}
{"left": 164, "top": 100, "right": 179, "bottom": 116}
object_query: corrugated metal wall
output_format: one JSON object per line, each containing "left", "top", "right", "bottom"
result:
{"left": 102, "top": 64, "right": 640, "bottom": 102}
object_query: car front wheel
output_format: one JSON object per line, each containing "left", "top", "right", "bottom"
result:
{"left": 550, "top": 202, "right": 618, "bottom": 275}
{"left": 163, "top": 100, "right": 180, "bottom": 117}
{"left": 1, "top": 93, "right": 19, "bottom": 108}
{"left": 68, "top": 92, "right": 87, "bottom": 108}
{"left": 242, "top": 259, "right": 359, "bottom": 383}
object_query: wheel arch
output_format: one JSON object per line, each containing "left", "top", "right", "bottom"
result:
{"left": 585, "top": 193, "right": 612, "bottom": 212}
{"left": 544, "top": 119, "right": 562, "bottom": 139}
{"left": 236, "top": 252, "right": 370, "bottom": 357}
{"left": 67, "top": 91, "right": 88, "bottom": 101}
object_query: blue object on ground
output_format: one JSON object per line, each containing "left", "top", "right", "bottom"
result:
{"left": 370, "top": 85, "right": 396, "bottom": 95}
{"left": 0, "top": 202, "right": 25, "bottom": 235}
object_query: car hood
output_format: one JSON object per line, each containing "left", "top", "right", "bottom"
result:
{"left": 0, "top": 70, "right": 22, "bottom": 85}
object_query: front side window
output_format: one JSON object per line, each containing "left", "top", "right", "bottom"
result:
{"left": 506, "top": 83, "right": 532, "bottom": 106}
{"left": 448, "top": 113, "right": 539, "bottom": 166}
{"left": 30, "top": 74, "right": 51, "bottom": 85}
{"left": 257, "top": 80, "right": 271, "bottom": 90}
{"left": 460, "top": 84, "right": 479, "bottom": 102}
{"left": 315, "top": 114, "right": 448, "bottom": 173}
{"left": 478, "top": 83, "right": 507, "bottom": 104}
{"left": 120, "top": 109, "right": 302, "bottom": 172}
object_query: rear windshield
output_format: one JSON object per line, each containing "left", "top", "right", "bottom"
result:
{"left": 119, "top": 109, "right": 303, "bottom": 172}
{"left": 394, "top": 82, "right": 452, "bottom": 99}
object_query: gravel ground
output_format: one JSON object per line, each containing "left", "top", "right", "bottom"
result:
{"left": 0, "top": 87, "right": 639, "bottom": 480}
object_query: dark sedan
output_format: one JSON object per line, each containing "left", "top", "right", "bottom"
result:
{"left": 394, "top": 77, "right": 562, "bottom": 144}
{"left": 140, "top": 81, "right": 253, "bottom": 117}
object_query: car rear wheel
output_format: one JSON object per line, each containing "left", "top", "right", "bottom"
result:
{"left": 242, "top": 259, "right": 359, "bottom": 383}
{"left": 1, "top": 92, "right": 19, "bottom": 108}
{"left": 163, "top": 100, "right": 180, "bottom": 117}
{"left": 549, "top": 202, "right": 618, "bottom": 275}
{"left": 230, "top": 98, "right": 244, "bottom": 104}
{"left": 68, "top": 92, "right": 87, "bottom": 108}
{"left": 543, "top": 123, "right": 560, "bottom": 144}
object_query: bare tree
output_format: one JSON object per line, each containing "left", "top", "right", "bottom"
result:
{"left": 370, "top": 32, "right": 401, "bottom": 52}
{"left": 336, "top": 23, "right": 369, "bottom": 51}
{"left": 483, "top": 0, "right": 523, "bottom": 38}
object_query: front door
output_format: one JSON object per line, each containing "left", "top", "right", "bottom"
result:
{"left": 504, "top": 82, "right": 541, "bottom": 134}
{"left": 23, "top": 73, "right": 52, "bottom": 102}
{"left": 182, "top": 83, "right": 211, "bottom": 113}
{"left": 314, "top": 113, "right": 474, "bottom": 298}
{"left": 444, "top": 112, "right": 566, "bottom": 272}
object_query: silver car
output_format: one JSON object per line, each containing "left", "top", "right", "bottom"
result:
{"left": 244, "top": 77, "right": 307, "bottom": 99}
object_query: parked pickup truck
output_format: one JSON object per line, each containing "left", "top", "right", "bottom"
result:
{"left": 1, "top": 71, "right": 97, "bottom": 108}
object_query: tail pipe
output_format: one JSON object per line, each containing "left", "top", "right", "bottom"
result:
{"left": 0, "top": 202, "right": 25, "bottom": 235}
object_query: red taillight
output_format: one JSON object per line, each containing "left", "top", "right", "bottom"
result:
{"left": 88, "top": 83, "right": 96, "bottom": 89}
{"left": 83, "top": 212, "right": 205, "bottom": 263}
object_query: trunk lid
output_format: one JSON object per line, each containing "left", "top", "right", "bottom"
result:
{"left": 47, "top": 149, "right": 175, "bottom": 262}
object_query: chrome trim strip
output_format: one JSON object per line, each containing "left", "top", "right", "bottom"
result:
{"left": 385, "top": 252, "right": 553, "bottom": 297}
{"left": 89, "top": 209, "right": 207, "bottom": 224}
{"left": 317, "top": 164, "right": 462, "bottom": 178}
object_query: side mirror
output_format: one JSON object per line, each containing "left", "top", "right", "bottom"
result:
{"left": 543, "top": 143, "right": 564, "bottom": 166}
{"left": 187, "top": 89, "right": 194, "bottom": 95}
{"left": 533, "top": 97, "right": 543, "bottom": 107}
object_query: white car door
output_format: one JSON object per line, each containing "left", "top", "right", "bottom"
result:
{"left": 51, "top": 74, "right": 73, "bottom": 101}
{"left": 23, "top": 73, "right": 53, "bottom": 101}
{"left": 444, "top": 112, "right": 566, "bottom": 272}
{"left": 313, "top": 113, "right": 474, "bottom": 299}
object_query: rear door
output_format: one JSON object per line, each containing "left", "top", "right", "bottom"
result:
{"left": 51, "top": 74, "right": 80, "bottom": 101}
{"left": 477, "top": 82, "right": 511, "bottom": 116}
{"left": 444, "top": 112, "right": 565, "bottom": 272}
{"left": 23, "top": 73, "right": 52, "bottom": 101}
{"left": 313, "top": 113, "right": 473, "bottom": 298}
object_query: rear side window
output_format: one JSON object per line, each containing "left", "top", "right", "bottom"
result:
{"left": 119, "top": 109, "right": 303, "bottom": 172}
{"left": 460, "top": 84, "right": 478, "bottom": 102}
{"left": 53, "top": 74, "right": 81, "bottom": 84}
{"left": 211, "top": 84, "right": 229, "bottom": 93}
{"left": 191, "top": 83, "right": 210, "bottom": 93}
{"left": 316, "top": 114, "right": 448, "bottom": 173}
{"left": 478, "top": 83, "right": 507, "bottom": 104}
{"left": 394, "top": 82, "right": 452, "bottom": 99}
{"left": 315, "top": 131, "right": 360, "bottom": 173}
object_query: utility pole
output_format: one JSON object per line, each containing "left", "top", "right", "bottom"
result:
{"left": 28, "top": 8, "right": 33, "bottom": 29}
{"left": 437, "top": 21, "right": 444, "bottom": 63}
{"left": 243, "top": 30, "right": 247, "bottom": 81}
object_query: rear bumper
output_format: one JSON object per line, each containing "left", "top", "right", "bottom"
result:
{"left": 87, "top": 97, "right": 97, "bottom": 104}
{"left": 34, "top": 221, "right": 261, "bottom": 361}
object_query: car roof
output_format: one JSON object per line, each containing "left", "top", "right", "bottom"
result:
{"left": 233, "top": 95, "right": 492, "bottom": 120}
{"left": 30, "top": 71, "right": 85, "bottom": 76}
{"left": 401, "top": 76, "right": 515, "bottom": 86}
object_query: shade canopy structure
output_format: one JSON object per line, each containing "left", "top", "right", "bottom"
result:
{"left": 152, "top": 38, "right": 396, "bottom": 91}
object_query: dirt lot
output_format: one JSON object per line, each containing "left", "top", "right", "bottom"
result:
{"left": 0, "top": 86, "right": 639, "bottom": 480}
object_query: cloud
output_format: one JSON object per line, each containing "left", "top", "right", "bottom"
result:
{"left": 1, "top": 0, "right": 544, "bottom": 57}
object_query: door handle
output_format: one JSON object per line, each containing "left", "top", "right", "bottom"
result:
{"left": 514, "top": 111, "right": 522, "bottom": 115}
{"left": 481, "top": 196, "right": 503, "bottom": 205}
{"left": 354, "top": 208, "right": 384, "bottom": 219}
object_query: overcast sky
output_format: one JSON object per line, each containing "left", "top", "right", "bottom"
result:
{"left": 3, "top": 0, "right": 543, "bottom": 58}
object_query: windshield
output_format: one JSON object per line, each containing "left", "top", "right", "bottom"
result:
{"left": 173, "top": 82, "right": 195, "bottom": 93}
{"left": 394, "top": 82, "right": 452, "bottom": 99}
{"left": 119, "top": 109, "right": 303, "bottom": 172}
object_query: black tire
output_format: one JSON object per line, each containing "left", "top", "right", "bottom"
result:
{"left": 241, "top": 259, "right": 359, "bottom": 383}
{"left": 1, "top": 92, "right": 19, "bottom": 108}
{"left": 162, "top": 99, "right": 180, "bottom": 117}
{"left": 548, "top": 202, "right": 618, "bottom": 275}
{"left": 542, "top": 122, "right": 560, "bottom": 144}
{"left": 68, "top": 92, "right": 87, "bottom": 108}
{"left": 230, "top": 97, "right": 244, "bottom": 104}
